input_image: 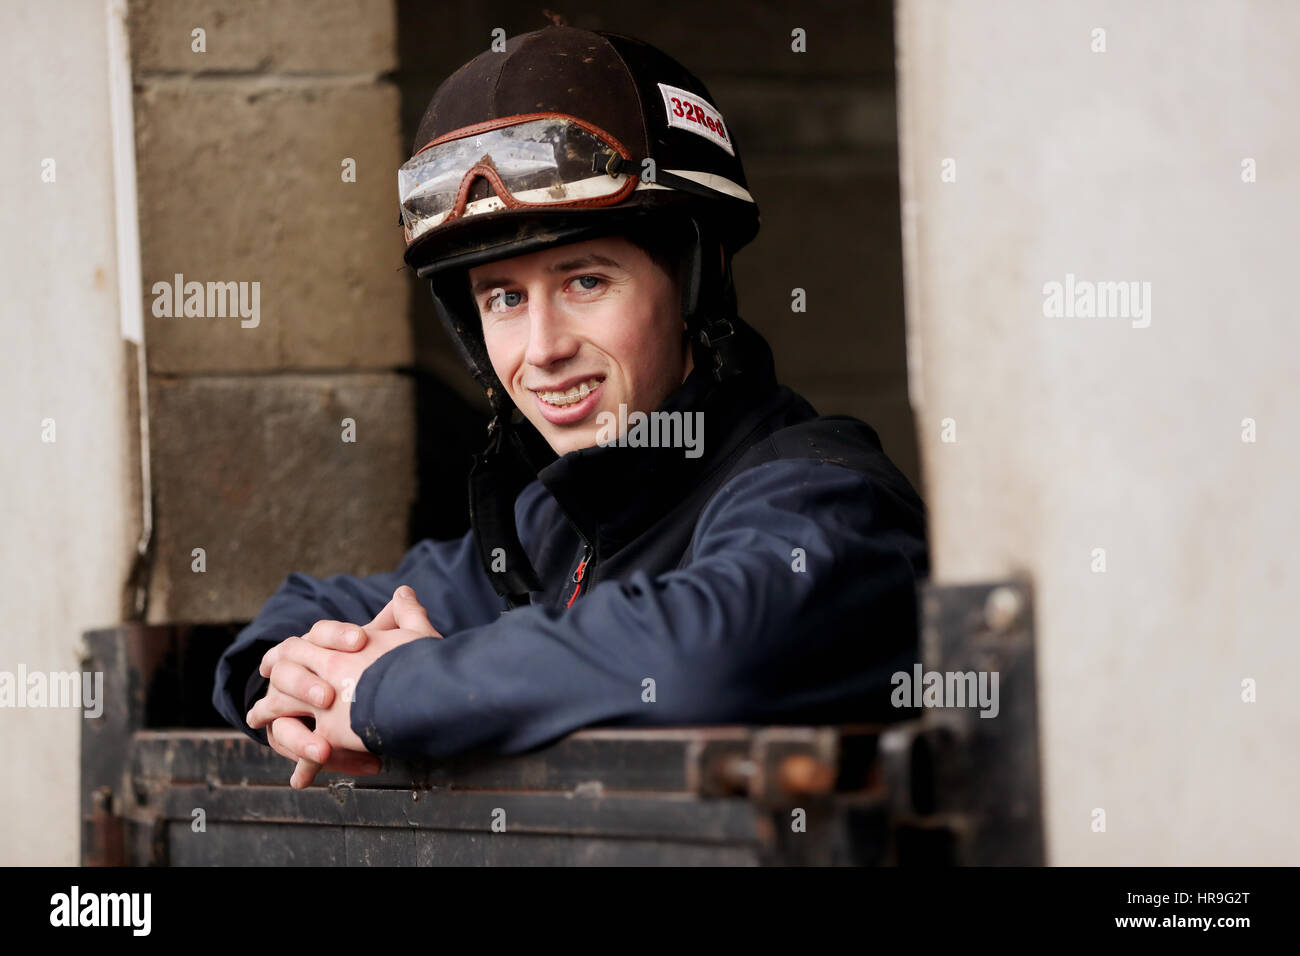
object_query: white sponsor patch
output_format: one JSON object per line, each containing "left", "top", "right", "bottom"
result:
{"left": 657, "top": 82, "right": 735, "bottom": 156}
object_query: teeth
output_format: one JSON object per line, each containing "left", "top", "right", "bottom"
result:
{"left": 537, "top": 378, "right": 603, "bottom": 407}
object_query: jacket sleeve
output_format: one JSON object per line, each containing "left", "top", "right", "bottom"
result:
{"left": 210, "top": 480, "right": 555, "bottom": 743}
{"left": 349, "top": 457, "right": 929, "bottom": 759}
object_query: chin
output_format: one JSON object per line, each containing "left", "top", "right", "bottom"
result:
{"left": 551, "top": 431, "right": 598, "bottom": 456}
{"left": 524, "top": 399, "right": 613, "bottom": 457}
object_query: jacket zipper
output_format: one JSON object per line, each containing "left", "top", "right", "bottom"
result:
{"left": 566, "top": 540, "right": 594, "bottom": 609}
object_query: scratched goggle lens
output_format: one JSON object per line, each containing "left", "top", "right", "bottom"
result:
{"left": 398, "top": 117, "right": 635, "bottom": 241}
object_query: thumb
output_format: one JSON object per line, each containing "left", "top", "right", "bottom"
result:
{"left": 391, "top": 585, "right": 437, "bottom": 636}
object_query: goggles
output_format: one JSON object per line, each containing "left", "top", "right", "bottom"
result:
{"left": 398, "top": 113, "right": 642, "bottom": 243}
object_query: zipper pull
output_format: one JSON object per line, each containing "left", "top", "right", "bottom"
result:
{"left": 566, "top": 544, "right": 592, "bottom": 609}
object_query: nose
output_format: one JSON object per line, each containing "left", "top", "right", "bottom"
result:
{"left": 522, "top": 292, "right": 580, "bottom": 370}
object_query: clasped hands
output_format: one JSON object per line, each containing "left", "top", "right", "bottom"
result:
{"left": 245, "top": 585, "right": 442, "bottom": 789}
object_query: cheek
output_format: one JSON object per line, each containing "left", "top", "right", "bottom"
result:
{"left": 601, "top": 299, "right": 679, "bottom": 387}
{"left": 635, "top": 303, "right": 685, "bottom": 388}
{"left": 481, "top": 324, "right": 524, "bottom": 386}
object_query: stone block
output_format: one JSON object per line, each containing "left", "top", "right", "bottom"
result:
{"left": 146, "top": 372, "right": 416, "bottom": 623}
{"left": 129, "top": 0, "right": 397, "bottom": 74}
{"left": 134, "top": 81, "right": 411, "bottom": 373}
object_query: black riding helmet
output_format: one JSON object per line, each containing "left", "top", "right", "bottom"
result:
{"left": 398, "top": 24, "right": 763, "bottom": 606}
{"left": 401, "top": 24, "right": 762, "bottom": 412}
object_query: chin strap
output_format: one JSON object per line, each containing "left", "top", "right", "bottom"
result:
{"left": 467, "top": 415, "right": 543, "bottom": 611}
{"left": 681, "top": 217, "right": 748, "bottom": 383}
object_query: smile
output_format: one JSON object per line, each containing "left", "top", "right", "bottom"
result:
{"left": 534, "top": 377, "right": 605, "bottom": 407}
{"left": 531, "top": 378, "right": 605, "bottom": 426}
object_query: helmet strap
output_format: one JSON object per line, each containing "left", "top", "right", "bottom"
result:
{"left": 468, "top": 413, "right": 543, "bottom": 610}
{"left": 429, "top": 275, "right": 540, "bottom": 609}
{"left": 681, "top": 217, "right": 746, "bottom": 382}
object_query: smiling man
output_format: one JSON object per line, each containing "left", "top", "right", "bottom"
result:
{"left": 213, "top": 24, "right": 929, "bottom": 788}
{"left": 470, "top": 236, "right": 692, "bottom": 458}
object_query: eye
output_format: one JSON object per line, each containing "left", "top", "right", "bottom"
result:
{"left": 485, "top": 288, "right": 523, "bottom": 313}
{"left": 570, "top": 275, "right": 604, "bottom": 292}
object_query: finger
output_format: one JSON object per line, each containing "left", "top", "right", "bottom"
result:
{"left": 268, "top": 720, "right": 381, "bottom": 786}
{"left": 268, "top": 660, "right": 335, "bottom": 710}
{"left": 391, "top": 585, "right": 438, "bottom": 636}
{"left": 291, "top": 757, "right": 322, "bottom": 790}
{"left": 267, "top": 718, "right": 318, "bottom": 773}
{"left": 269, "top": 714, "right": 332, "bottom": 765}
{"left": 291, "top": 750, "right": 382, "bottom": 788}
{"left": 269, "top": 720, "right": 323, "bottom": 789}
{"left": 300, "top": 618, "right": 368, "bottom": 652}
{"left": 260, "top": 621, "right": 359, "bottom": 677}
{"left": 260, "top": 635, "right": 335, "bottom": 681}
{"left": 266, "top": 718, "right": 298, "bottom": 763}
{"left": 246, "top": 687, "right": 316, "bottom": 730}
{"left": 259, "top": 633, "right": 302, "bottom": 678}
{"left": 271, "top": 728, "right": 379, "bottom": 788}
{"left": 268, "top": 719, "right": 376, "bottom": 774}
{"left": 269, "top": 723, "right": 317, "bottom": 780}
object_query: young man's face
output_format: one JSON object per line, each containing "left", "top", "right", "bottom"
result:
{"left": 468, "top": 235, "right": 693, "bottom": 457}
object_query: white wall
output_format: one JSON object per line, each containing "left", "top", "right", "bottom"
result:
{"left": 896, "top": 0, "right": 1300, "bottom": 863}
{"left": 0, "top": 0, "right": 136, "bottom": 864}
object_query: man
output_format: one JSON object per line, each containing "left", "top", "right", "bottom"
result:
{"left": 213, "top": 24, "right": 929, "bottom": 789}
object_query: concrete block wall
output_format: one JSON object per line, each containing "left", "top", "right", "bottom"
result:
{"left": 128, "top": 0, "right": 424, "bottom": 623}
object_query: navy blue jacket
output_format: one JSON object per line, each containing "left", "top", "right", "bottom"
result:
{"left": 212, "top": 321, "right": 929, "bottom": 759}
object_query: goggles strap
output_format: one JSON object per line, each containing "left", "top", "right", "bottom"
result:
{"left": 605, "top": 153, "right": 747, "bottom": 208}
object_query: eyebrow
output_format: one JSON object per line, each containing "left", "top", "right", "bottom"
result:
{"left": 470, "top": 254, "right": 624, "bottom": 296}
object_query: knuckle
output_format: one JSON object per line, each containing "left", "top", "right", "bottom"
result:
{"left": 275, "top": 661, "right": 305, "bottom": 691}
